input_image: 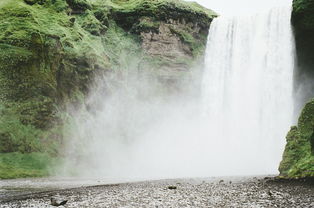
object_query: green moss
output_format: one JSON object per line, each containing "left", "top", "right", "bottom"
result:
{"left": 132, "top": 17, "right": 161, "bottom": 33}
{"left": 0, "top": 105, "right": 41, "bottom": 153}
{"left": 0, "top": 0, "right": 213, "bottom": 178}
{"left": 66, "top": 0, "right": 92, "bottom": 11}
{"left": 0, "top": 152, "right": 57, "bottom": 179}
{"left": 105, "top": 0, "right": 215, "bottom": 61}
{"left": 292, "top": 0, "right": 314, "bottom": 67}
{"left": 110, "top": 0, "right": 216, "bottom": 31}
{"left": 112, "top": 0, "right": 217, "bottom": 19}
{"left": 292, "top": 0, "right": 314, "bottom": 105}
{"left": 293, "top": 0, "right": 314, "bottom": 30}
{"left": 102, "top": 22, "right": 142, "bottom": 70}
{"left": 169, "top": 25, "right": 207, "bottom": 57}
{"left": 76, "top": 10, "right": 106, "bottom": 36}
{"left": 279, "top": 99, "right": 314, "bottom": 178}
{"left": 0, "top": 44, "right": 33, "bottom": 70}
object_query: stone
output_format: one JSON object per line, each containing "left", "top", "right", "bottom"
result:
{"left": 167, "top": 185, "right": 177, "bottom": 190}
{"left": 51, "top": 196, "right": 68, "bottom": 207}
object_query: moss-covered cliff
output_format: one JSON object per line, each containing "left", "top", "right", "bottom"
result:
{"left": 279, "top": 0, "right": 314, "bottom": 178}
{"left": 292, "top": 0, "right": 314, "bottom": 68}
{"left": 279, "top": 99, "right": 314, "bottom": 178}
{"left": 0, "top": 0, "right": 216, "bottom": 178}
{"left": 292, "top": 0, "right": 314, "bottom": 105}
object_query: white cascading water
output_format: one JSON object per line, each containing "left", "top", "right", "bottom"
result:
{"left": 201, "top": 6, "right": 295, "bottom": 174}
{"left": 62, "top": 6, "right": 295, "bottom": 180}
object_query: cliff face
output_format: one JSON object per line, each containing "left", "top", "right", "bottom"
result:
{"left": 111, "top": 0, "right": 216, "bottom": 89}
{"left": 279, "top": 100, "right": 314, "bottom": 178}
{"left": 292, "top": 0, "right": 314, "bottom": 105}
{"left": 279, "top": 0, "right": 314, "bottom": 178}
{"left": 0, "top": 0, "right": 215, "bottom": 177}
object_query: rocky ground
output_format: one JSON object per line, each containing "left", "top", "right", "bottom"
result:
{"left": 0, "top": 177, "right": 313, "bottom": 208}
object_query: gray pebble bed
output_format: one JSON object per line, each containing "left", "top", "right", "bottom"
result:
{"left": 1, "top": 178, "right": 313, "bottom": 208}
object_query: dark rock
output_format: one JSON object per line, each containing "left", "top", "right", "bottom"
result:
{"left": 292, "top": 0, "right": 314, "bottom": 107}
{"left": 167, "top": 185, "right": 177, "bottom": 190}
{"left": 66, "top": 0, "right": 91, "bottom": 13}
{"left": 51, "top": 196, "right": 68, "bottom": 207}
{"left": 24, "top": 0, "right": 39, "bottom": 5}
{"left": 70, "top": 17, "right": 76, "bottom": 22}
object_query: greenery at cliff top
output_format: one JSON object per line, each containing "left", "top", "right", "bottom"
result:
{"left": 279, "top": 99, "right": 314, "bottom": 178}
{"left": 111, "top": 0, "right": 217, "bottom": 18}
{"left": 110, "top": 0, "right": 217, "bottom": 32}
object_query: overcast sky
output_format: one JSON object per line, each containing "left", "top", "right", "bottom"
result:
{"left": 187, "top": 0, "right": 292, "bottom": 16}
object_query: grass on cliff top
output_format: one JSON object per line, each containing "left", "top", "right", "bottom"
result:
{"left": 0, "top": 0, "right": 107, "bottom": 64}
{"left": 110, "top": 0, "right": 217, "bottom": 18}
{"left": 0, "top": 152, "right": 57, "bottom": 179}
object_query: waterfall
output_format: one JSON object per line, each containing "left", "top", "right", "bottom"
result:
{"left": 62, "top": 6, "right": 295, "bottom": 180}
{"left": 201, "top": 6, "right": 295, "bottom": 174}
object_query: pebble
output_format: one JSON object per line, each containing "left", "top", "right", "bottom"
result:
{"left": 1, "top": 178, "right": 313, "bottom": 208}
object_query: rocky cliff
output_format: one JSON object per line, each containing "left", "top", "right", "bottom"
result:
{"left": 279, "top": 0, "right": 314, "bottom": 178}
{"left": 280, "top": 99, "right": 314, "bottom": 178}
{"left": 292, "top": 0, "right": 314, "bottom": 106}
{"left": 0, "top": 0, "right": 216, "bottom": 178}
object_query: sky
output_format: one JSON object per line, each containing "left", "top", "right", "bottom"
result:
{"left": 186, "top": 0, "right": 293, "bottom": 16}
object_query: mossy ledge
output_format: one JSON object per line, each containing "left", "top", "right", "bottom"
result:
{"left": 279, "top": 99, "right": 314, "bottom": 178}
{"left": 0, "top": 0, "right": 216, "bottom": 179}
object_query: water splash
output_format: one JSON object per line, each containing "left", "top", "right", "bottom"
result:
{"left": 61, "top": 6, "right": 295, "bottom": 180}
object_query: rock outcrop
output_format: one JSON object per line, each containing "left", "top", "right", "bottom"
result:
{"left": 279, "top": 99, "right": 314, "bottom": 178}
{"left": 292, "top": 0, "right": 314, "bottom": 106}
{"left": 279, "top": 0, "right": 314, "bottom": 178}
{"left": 111, "top": 0, "right": 216, "bottom": 89}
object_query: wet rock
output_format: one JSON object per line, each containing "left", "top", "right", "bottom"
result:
{"left": 167, "top": 186, "right": 177, "bottom": 190}
{"left": 51, "top": 196, "right": 68, "bottom": 207}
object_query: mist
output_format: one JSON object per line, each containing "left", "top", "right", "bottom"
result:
{"left": 61, "top": 74, "right": 272, "bottom": 180}
{"left": 59, "top": 3, "right": 295, "bottom": 181}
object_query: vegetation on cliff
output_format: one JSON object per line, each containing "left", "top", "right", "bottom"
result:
{"left": 279, "top": 0, "right": 314, "bottom": 179}
{"left": 0, "top": 0, "right": 215, "bottom": 179}
{"left": 292, "top": 0, "right": 314, "bottom": 103}
{"left": 280, "top": 99, "right": 314, "bottom": 178}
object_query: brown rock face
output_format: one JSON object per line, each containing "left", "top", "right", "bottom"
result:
{"left": 111, "top": 1, "right": 217, "bottom": 90}
{"left": 136, "top": 17, "right": 213, "bottom": 93}
{"left": 141, "top": 21, "right": 192, "bottom": 61}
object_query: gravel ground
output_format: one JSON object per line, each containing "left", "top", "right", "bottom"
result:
{"left": 1, "top": 177, "right": 313, "bottom": 208}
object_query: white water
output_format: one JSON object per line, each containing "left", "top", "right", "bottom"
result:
{"left": 62, "top": 7, "right": 295, "bottom": 180}
{"left": 201, "top": 6, "right": 295, "bottom": 174}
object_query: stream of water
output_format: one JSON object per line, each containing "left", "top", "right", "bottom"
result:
{"left": 201, "top": 6, "right": 295, "bottom": 175}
